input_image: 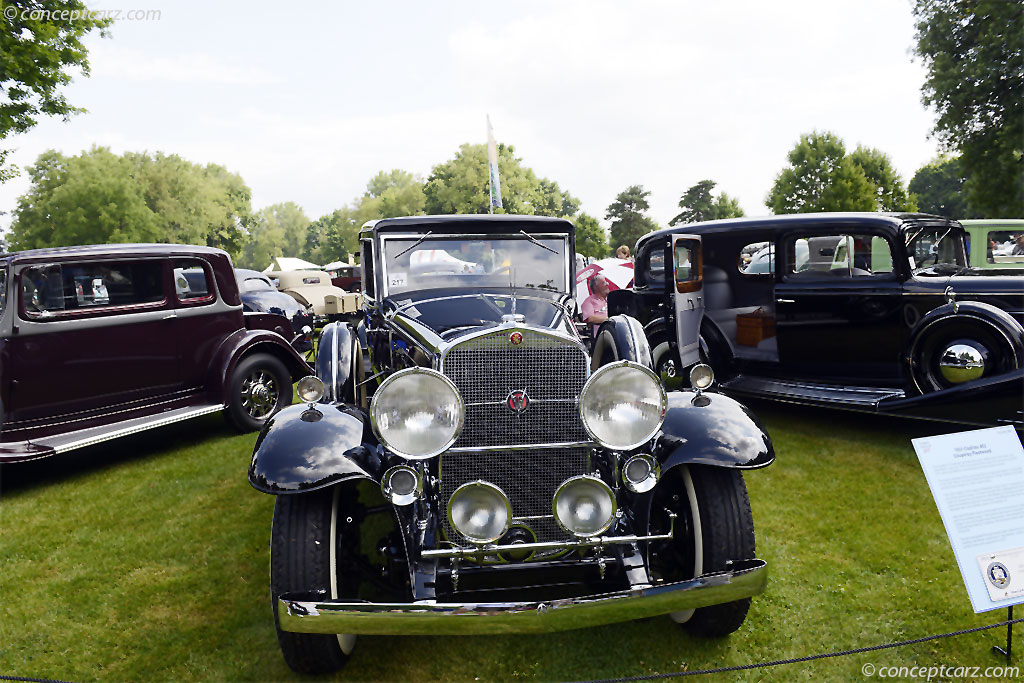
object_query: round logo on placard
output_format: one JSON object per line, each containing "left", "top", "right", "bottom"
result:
{"left": 986, "top": 562, "right": 1010, "bottom": 588}
{"left": 509, "top": 331, "right": 524, "bottom": 346}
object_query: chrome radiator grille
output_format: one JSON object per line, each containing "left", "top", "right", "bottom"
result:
{"left": 440, "top": 447, "right": 590, "bottom": 543}
{"left": 441, "top": 328, "right": 589, "bottom": 448}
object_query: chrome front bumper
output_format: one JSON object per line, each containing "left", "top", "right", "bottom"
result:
{"left": 278, "top": 558, "right": 767, "bottom": 636}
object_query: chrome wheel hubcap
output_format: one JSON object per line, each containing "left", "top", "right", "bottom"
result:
{"left": 241, "top": 371, "right": 278, "bottom": 418}
{"left": 938, "top": 343, "right": 986, "bottom": 384}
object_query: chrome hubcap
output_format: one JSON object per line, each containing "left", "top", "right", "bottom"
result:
{"left": 662, "top": 358, "right": 677, "bottom": 378}
{"left": 938, "top": 343, "right": 986, "bottom": 384}
{"left": 241, "top": 371, "right": 279, "bottom": 418}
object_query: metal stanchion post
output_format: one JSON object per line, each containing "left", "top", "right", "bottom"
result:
{"left": 993, "top": 605, "right": 1014, "bottom": 662}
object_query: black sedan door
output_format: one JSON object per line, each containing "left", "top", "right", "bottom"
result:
{"left": 774, "top": 231, "right": 905, "bottom": 385}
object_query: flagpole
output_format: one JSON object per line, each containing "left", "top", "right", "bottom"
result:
{"left": 487, "top": 115, "right": 493, "bottom": 214}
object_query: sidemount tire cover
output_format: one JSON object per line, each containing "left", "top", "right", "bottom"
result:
{"left": 590, "top": 315, "right": 653, "bottom": 372}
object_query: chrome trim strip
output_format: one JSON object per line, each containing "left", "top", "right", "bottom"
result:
{"left": 41, "top": 404, "right": 225, "bottom": 454}
{"left": 276, "top": 559, "right": 768, "bottom": 636}
{"left": 447, "top": 441, "right": 594, "bottom": 453}
{"left": 426, "top": 513, "right": 676, "bottom": 559}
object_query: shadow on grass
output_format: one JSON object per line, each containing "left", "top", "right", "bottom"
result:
{"left": 0, "top": 413, "right": 244, "bottom": 497}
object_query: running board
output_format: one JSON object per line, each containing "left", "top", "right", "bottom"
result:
{"left": 719, "top": 375, "right": 904, "bottom": 408}
{"left": 24, "top": 404, "right": 225, "bottom": 457}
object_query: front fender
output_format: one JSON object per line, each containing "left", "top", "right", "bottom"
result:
{"left": 654, "top": 390, "right": 774, "bottom": 470}
{"left": 248, "top": 403, "right": 383, "bottom": 494}
{"left": 910, "top": 300, "right": 1024, "bottom": 364}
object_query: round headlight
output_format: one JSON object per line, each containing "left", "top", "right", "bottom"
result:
{"left": 579, "top": 361, "right": 667, "bottom": 450}
{"left": 296, "top": 375, "right": 325, "bottom": 403}
{"left": 447, "top": 481, "right": 511, "bottom": 544}
{"left": 689, "top": 363, "right": 715, "bottom": 391}
{"left": 622, "top": 453, "right": 660, "bottom": 493}
{"left": 553, "top": 475, "right": 616, "bottom": 537}
{"left": 370, "top": 367, "right": 464, "bottom": 459}
{"left": 381, "top": 465, "right": 422, "bottom": 506}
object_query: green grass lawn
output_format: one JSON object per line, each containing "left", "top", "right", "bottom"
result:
{"left": 1, "top": 405, "right": 1019, "bottom": 682}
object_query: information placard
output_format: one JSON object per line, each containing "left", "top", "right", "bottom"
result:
{"left": 912, "top": 426, "right": 1024, "bottom": 613}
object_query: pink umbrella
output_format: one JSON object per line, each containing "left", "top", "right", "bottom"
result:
{"left": 575, "top": 258, "right": 634, "bottom": 307}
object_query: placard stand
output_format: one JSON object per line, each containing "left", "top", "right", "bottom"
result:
{"left": 993, "top": 605, "right": 1014, "bottom": 662}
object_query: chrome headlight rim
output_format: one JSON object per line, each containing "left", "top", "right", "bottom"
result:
{"left": 380, "top": 464, "right": 423, "bottom": 506}
{"left": 552, "top": 474, "right": 617, "bottom": 538}
{"left": 621, "top": 453, "right": 660, "bottom": 493}
{"left": 296, "top": 375, "right": 325, "bottom": 404}
{"left": 579, "top": 360, "right": 668, "bottom": 451}
{"left": 689, "top": 363, "right": 715, "bottom": 391}
{"left": 446, "top": 480, "right": 512, "bottom": 545}
{"left": 369, "top": 366, "right": 465, "bottom": 460}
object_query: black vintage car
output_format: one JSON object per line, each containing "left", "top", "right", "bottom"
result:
{"left": 248, "top": 215, "right": 774, "bottom": 674}
{"left": 234, "top": 268, "right": 314, "bottom": 352}
{"left": 620, "top": 213, "right": 1024, "bottom": 429}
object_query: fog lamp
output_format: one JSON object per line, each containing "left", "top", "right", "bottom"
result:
{"left": 553, "top": 475, "right": 616, "bottom": 537}
{"left": 381, "top": 465, "right": 422, "bottom": 506}
{"left": 622, "top": 453, "right": 660, "bottom": 493}
{"left": 447, "top": 481, "right": 511, "bottom": 544}
{"left": 689, "top": 363, "right": 714, "bottom": 391}
{"left": 296, "top": 376, "right": 325, "bottom": 403}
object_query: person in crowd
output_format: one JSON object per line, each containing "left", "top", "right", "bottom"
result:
{"left": 616, "top": 245, "right": 631, "bottom": 260}
{"left": 1013, "top": 234, "right": 1024, "bottom": 256}
{"left": 581, "top": 273, "right": 610, "bottom": 337}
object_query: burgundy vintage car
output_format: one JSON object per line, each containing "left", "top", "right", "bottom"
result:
{"left": 0, "top": 243, "right": 311, "bottom": 463}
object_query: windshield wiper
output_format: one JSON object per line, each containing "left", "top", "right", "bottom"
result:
{"left": 519, "top": 230, "right": 558, "bottom": 254}
{"left": 393, "top": 231, "right": 433, "bottom": 259}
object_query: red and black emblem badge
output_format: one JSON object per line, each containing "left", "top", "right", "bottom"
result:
{"left": 509, "top": 331, "right": 524, "bottom": 346}
{"left": 506, "top": 390, "right": 530, "bottom": 414}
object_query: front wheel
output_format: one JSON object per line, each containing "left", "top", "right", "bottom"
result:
{"left": 225, "top": 353, "right": 292, "bottom": 432}
{"left": 271, "top": 487, "right": 355, "bottom": 674}
{"left": 651, "top": 465, "right": 756, "bottom": 637}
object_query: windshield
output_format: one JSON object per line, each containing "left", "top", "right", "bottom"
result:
{"left": 381, "top": 234, "right": 568, "bottom": 296}
{"left": 240, "top": 276, "right": 275, "bottom": 292}
{"left": 906, "top": 226, "right": 968, "bottom": 275}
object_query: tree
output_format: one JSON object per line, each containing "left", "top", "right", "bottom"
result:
{"left": 766, "top": 131, "right": 914, "bottom": 214}
{"left": 909, "top": 155, "right": 977, "bottom": 218}
{"left": 605, "top": 185, "right": 658, "bottom": 252}
{"left": 1, "top": 1, "right": 112, "bottom": 181}
{"left": 574, "top": 213, "right": 608, "bottom": 259}
{"left": 848, "top": 147, "right": 918, "bottom": 212}
{"left": 669, "top": 179, "right": 745, "bottom": 226}
{"left": 362, "top": 169, "right": 426, "bottom": 220}
{"left": 912, "top": 0, "right": 1023, "bottom": 216}
{"left": 423, "top": 142, "right": 579, "bottom": 217}
{"left": 238, "top": 202, "right": 310, "bottom": 270}
{"left": 9, "top": 147, "right": 254, "bottom": 254}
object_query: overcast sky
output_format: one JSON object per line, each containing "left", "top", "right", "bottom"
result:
{"left": 0, "top": 0, "right": 942, "bottom": 236}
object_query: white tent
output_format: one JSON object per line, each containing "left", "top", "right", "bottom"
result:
{"left": 263, "top": 256, "right": 322, "bottom": 273}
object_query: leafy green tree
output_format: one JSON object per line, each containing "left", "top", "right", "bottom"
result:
{"left": 10, "top": 148, "right": 158, "bottom": 249}
{"left": 362, "top": 169, "right": 426, "bottom": 219}
{"left": 669, "top": 179, "right": 745, "bottom": 225}
{"left": 1, "top": 0, "right": 111, "bottom": 181}
{"left": 10, "top": 147, "right": 254, "bottom": 255}
{"left": 909, "top": 155, "right": 978, "bottom": 218}
{"left": 606, "top": 185, "right": 658, "bottom": 251}
{"left": 767, "top": 132, "right": 889, "bottom": 213}
{"left": 912, "top": 0, "right": 1023, "bottom": 216}
{"left": 239, "top": 202, "right": 311, "bottom": 270}
{"left": 848, "top": 147, "right": 918, "bottom": 212}
{"left": 574, "top": 213, "right": 609, "bottom": 259}
{"left": 424, "top": 143, "right": 578, "bottom": 217}
{"left": 305, "top": 207, "right": 360, "bottom": 266}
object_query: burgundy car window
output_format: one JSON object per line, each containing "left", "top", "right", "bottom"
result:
{"left": 174, "top": 259, "right": 214, "bottom": 302}
{"left": 22, "top": 260, "right": 165, "bottom": 318}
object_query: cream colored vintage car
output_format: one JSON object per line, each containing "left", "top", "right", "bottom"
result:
{"left": 266, "top": 269, "right": 360, "bottom": 317}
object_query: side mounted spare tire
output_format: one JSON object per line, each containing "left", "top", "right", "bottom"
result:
{"left": 315, "top": 322, "right": 364, "bottom": 406}
{"left": 591, "top": 315, "right": 653, "bottom": 372}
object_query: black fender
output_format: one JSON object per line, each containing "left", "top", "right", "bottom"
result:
{"left": 878, "top": 367, "right": 1024, "bottom": 428}
{"left": 315, "top": 322, "right": 359, "bottom": 403}
{"left": 653, "top": 390, "right": 774, "bottom": 471}
{"left": 907, "top": 301, "right": 1024, "bottom": 393}
{"left": 248, "top": 403, "right": 383, "bottom": 494}
{"left": 591, "top": 315, "right": 653, "bottom": 370}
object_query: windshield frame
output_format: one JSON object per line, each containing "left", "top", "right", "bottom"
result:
{"left": 378, "top": 232, "right": 571, "bottom": 299}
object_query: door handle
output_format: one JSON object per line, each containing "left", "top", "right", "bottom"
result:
{"left": 162, "top": 313, "right": 177, "bottom": 320}
{"left": 776, "top": 299, "right": 795, "bottom": 304}
{"left": 687, "top": 300, "right": 695, "bottom": 310}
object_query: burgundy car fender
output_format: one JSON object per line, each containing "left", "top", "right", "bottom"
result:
{"left": 209, "top": 329, "right": 311, "bottom": 405}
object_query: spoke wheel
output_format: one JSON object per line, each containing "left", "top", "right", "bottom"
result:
{"left": 225, "top": 353, "right": 292, "bottom": 432}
